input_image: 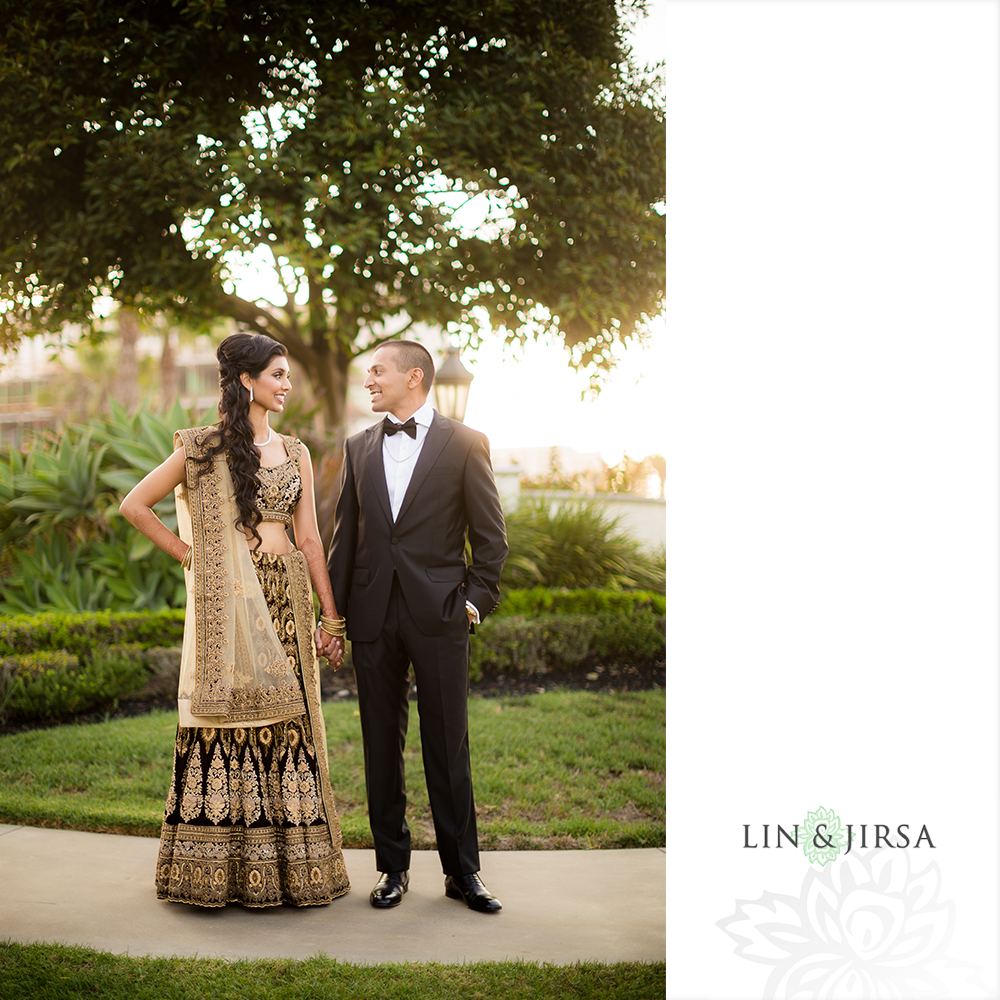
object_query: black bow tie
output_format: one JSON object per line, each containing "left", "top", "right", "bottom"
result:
{"left": 383, "top": 416, "right": 417, "bottom": 439}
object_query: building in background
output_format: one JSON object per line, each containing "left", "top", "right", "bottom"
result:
{"left": 0, "top": 327, "right": 223, "bottom": 448}
{"left": 0, "top": 337, "right": 57, "bottom": 449}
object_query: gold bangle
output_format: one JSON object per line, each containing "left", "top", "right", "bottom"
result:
{"left": 319, "top": 622, "right": 346, "bottom": 637}
{"left": 180, "top": 546, "right": 192, "bottom": 570}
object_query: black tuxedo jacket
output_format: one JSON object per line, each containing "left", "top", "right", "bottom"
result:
{"left": 328, "top": 411, "right": 508, "bottom": 643}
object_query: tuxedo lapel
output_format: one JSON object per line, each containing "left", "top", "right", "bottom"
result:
{"left": 362, "top": 423, "right": 394, "bottom": 525}
{"left": 394, "top": 412, "right": 453, "bottom": 525}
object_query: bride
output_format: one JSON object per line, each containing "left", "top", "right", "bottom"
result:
{"left": 120, "top": 332, "right": 350, "bottom": 908}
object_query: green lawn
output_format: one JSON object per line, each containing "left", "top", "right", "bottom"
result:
{"left": 0, "top": 692, "right": 665, "bottom": 997}
{"left": 0, "top": 942, "right": 666, "bottom": 1000}
{"left": 0, "top": 690, "right": 665, "bottom": 849}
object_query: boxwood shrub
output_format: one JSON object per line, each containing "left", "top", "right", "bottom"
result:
{"left": 471, "top": 614, "right": 598, "bottom": 678}
{"left": 496, "top": 587, "right": 665, "bottom": 618}
{"left": 0, "top": 644, "right": 151, "bottom": 723}
{"left": 470, "top": 590, "right": 665, "bottom": 681}
{"left": 0, "top": 609, "right": 185, "bottom": 657}
{"left": 0, "top": 588, "right": 664, "bottom": 720}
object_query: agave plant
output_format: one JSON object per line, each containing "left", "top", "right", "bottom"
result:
{"left": 91, "top": 397, "right": 205, "bottom": 478}
{"left": 502, "top": 498, "right": 665, "bottom": 592}
{"left": 0, "top": 533, "right": 113, "bottom": 613}
{"left": 0, "top": 398, "right": 213, "bottom": 613}
{"left": 5, "top": 430, "right": 114, "bottom": 541}
{"left": 0, "top": 448, "right": 29, "bottom": 551}
{"left": 91, "top": 397, "right": 214, "bottom": 559}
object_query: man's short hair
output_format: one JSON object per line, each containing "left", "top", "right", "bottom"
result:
{"left": 384, "top": 340, "right": 435, "bottom": 391}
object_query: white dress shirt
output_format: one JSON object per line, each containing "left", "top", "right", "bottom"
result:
{"left": 382, "top": 399, "right": 435, "bottom": 521}
{"left": 381, "top": 400, "right": 479, "bottom": 623}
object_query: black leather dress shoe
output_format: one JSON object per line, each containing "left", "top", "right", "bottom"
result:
{"left": 444, "top": 872, "right": 502, "bottom": 912}
{"left": 370, "top": 871, "right": 409, "bottom": 908}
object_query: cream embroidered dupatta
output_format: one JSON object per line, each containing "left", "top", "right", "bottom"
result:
{"left": 173, "top": 427, "right": 306, "bottom": 728}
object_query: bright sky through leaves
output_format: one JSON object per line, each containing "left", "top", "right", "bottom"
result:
{"left": 225, "top": 1, "right": 666, "bottom": 464}
{"left": 461, "top": 0, "right": 665, "bottom": 464}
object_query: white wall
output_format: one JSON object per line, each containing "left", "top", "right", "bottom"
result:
{"left": 493, "top": 471, "right": 665, "bottom": 551}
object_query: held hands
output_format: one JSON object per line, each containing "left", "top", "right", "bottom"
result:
{"left": 316, "top": 612, "right": 347, "bottom": 669}
{"left": 314, "top": 627, "right": 345, "bottom": 670}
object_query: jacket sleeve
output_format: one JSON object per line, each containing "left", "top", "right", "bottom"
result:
{"left": 462, "top": 432, "right": 508, "bottom": 620}
{"left": 327, "top": 441, "right": 359, "bottom": 619}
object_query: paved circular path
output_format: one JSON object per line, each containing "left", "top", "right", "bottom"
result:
{"left": 0, "top": 824, "right": 665, "bottom": 965}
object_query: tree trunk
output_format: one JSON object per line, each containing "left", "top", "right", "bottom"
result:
{"left": 312, "top": 352, "right": 350, "bottom": 432}
{"left": 159, "top": 326, "right": 178, "bottom": 407}
{"left": 295, "top": 340, "right": 352, "bottom": 548}
{"left": 223, "top": 293, "right": 358, "bottom": 435}
{"left": 112, "top": 308, "right": 140, "bottom": 413}
{"left": 277, "top": 321, "right": 353, "bottom": 433}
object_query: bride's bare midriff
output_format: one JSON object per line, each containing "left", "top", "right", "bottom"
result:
{"left": 245, "top": 523, "right": 295, "bottom": 555}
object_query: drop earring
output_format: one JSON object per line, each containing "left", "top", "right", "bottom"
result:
{"left": 249, "top": 386, "right": 254, "bottom": 403}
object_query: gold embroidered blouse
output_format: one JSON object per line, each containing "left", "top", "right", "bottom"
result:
{"left": 256, "top": 436, "right": 303, "bottom": 528}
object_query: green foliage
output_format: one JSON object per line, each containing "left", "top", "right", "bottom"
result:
{"left": 0, "top": 943, "right": 667, "bottom": 1000}
{"left": 472, "top": 606, "right": 664, "bottom": 680}
{"left": 472, "top": 614, "right": 597, "bottom": 676}
{"left": 0, "top": 644, "right": 149, "bottom": 723}
{"left": 0, "top": 1, "right": 664, "bottom": 427}
{"left": 472, "top": 587, "right": 665, "bottom": 679}
{"left": 0, "top": 610, "right": 185, "bottom": 657}
{"left": 3, "top": 429, "right": 112, "bottom": 537}
{"left": 0, "top": 399, "right": 210, "bottom": 613}
{"left": 503, "top": 498, "right": 664, "bottom": 591}
{"left": 591, "top": 607, "right": 667, "bottom": 661}
{"left": 498, "top": 586, "right": 665, "bottom": 617}
{"left": 0, "top": 592, "right": 660, "bottom": 703}
{"left": 1, "top": 533, "right": 118, "bottom": 614}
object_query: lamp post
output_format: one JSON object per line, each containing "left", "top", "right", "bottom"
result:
{"left": 434, "top": 346, "right": 474, "bottom": 423}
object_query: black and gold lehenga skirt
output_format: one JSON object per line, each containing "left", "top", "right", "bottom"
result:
{"left": 155, "top": 551, "right": 351, "bottom": 907}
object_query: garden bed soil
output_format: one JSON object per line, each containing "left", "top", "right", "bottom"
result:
{"left": 0, "top": 659, "right": 665, "bottom": 736}
{"left": 321, "top": 658, "right": 665, "bottom": 701}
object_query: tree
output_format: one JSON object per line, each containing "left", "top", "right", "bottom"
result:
{"left": 0, "top": 0, "right": 665, "bottom": 429}
{"left": 111, "top": 307, "right": 140, "bottom": 412}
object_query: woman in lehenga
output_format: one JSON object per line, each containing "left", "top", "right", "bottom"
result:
{"left": 120, "top": 332, "right": 350, "bottom": 908}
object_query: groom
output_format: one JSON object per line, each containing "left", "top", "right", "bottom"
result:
{"left": 327, "top": 340, "right": 508, "bottom": 912}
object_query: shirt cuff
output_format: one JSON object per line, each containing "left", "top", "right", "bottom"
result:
{"left": 465, "top": 600, "right": 481, "bottom": 625}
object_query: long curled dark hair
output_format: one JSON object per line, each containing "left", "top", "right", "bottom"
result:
{"left": 193, "top": 332, "right": 287, "bottom": 548}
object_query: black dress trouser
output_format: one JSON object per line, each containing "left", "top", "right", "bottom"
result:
{"left": 351, "top": 576, "right": 480, "bottom": 877}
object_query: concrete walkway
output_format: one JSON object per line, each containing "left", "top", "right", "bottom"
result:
{"left": 0, "top": 824, "right": 665, "bottom": 965}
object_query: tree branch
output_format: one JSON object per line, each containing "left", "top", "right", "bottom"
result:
{"left": 220, "top": 293, "right": 294, "bottom": 342}
{"left": 351, "top": 316, "right": 418, "bottom": 360}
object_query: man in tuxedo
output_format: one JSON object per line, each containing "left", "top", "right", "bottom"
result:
{"left": 327, "top": 340, "right": 508, "bottom": 912}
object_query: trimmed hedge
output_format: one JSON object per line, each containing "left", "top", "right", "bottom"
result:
{"left": 471, "top": 614, "right": 597, "bottom": 678}
{"left": 0, "top": 588, "right": 665, "bottom": 720}
{"left": 0, "top": 591, "right": 660, "bottom": 656}
{"left": 471, "top": 608, "right": 665, "bottom": 681}
{"left": 0, "top": 609, "right": 186, "bottom": 724}
{"left": 0, "top": 609, "right": 185, "bottom": 657}
{"left": 1, "top": 644, "right": 152, "bottom": 723}
{"left": 496, "top": 587, "right": 665, "bottom": 618}
{"left": 591, "top": 606, "right": 667, "bottom": 662}
{"left": 472, "top": 589, "right": 665, "bottom": 679}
